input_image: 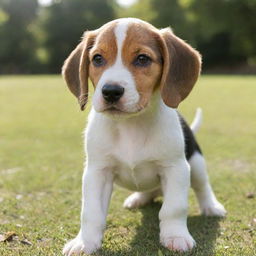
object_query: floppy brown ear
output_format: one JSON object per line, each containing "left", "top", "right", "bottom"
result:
{"left": 159, "top": 28, "right": 201, "bottom": 108}
{"left": 62, "top": 31, "right": 95, "bottom": 110}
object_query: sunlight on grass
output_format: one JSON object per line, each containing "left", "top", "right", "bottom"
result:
{"left": 0, "top": 75, "right": 255, "bottom": 255}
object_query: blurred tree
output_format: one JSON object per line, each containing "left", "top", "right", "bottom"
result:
{"left": 0, "top": 0, "right": 39, "bottom": 73}
{"left": 42, "top": 0, "right": 116, "bottom": 73}
{"left": 150, "top": 0, "right": 191, "bottom": 39}
{"left": 117, "top": 0, "right": 157, "bottom": 22}
{"left": 0, "top": 0, "right": 255, "bottom": 73}
{"left": 190, "top": 0, "right": 256, "bottom": 68}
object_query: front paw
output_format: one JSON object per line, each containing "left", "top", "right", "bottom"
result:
{"left": 161, "top": 234, "right": 195, "bottom": 252}
{"left": 160, "top": 224, "right": 195, "bottom": 253}
{"left": 63, "top": 234, "right": 101, "bottom": 255}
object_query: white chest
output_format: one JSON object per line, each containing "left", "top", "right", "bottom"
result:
{"left": 113, "top": 160, "right": 161, "bottom": 191}
{"left": 86, "top": 105, "right": 184, "bottom": 192}
{"left": 109, "top": 123, "right": 165, "bottom": 191}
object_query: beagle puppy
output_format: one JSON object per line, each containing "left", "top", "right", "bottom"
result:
{"left": 62, "top": 18, "right": 226, "bottom": 255}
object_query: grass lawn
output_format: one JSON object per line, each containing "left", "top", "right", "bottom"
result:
{"left": 0, "top": 75, "right": 255, "bottom": 256}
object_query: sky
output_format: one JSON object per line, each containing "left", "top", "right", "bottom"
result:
{"left": 38, "top": 0, "right": 137, "bottom": 7}
{"left": 117, "top": 0, "right": 137, "bottom": 6}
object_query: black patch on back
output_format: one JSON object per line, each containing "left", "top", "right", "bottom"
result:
{"left": 178, "top": 113, "right": 202, "bottom": 160}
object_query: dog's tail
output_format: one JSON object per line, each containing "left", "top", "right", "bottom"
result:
{"left": 190, "top": 108, "right": 202, "bottom": 134}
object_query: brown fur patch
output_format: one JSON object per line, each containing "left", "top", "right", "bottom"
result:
{"left": 122, "top": 23, "right": 164, "bottom": 109}
{"left": 89, "top": 22, "right": 118, "bottom": 88}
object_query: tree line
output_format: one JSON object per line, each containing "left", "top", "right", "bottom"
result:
{"left": 0, "top": 0, "right": 256, "bottom": 74}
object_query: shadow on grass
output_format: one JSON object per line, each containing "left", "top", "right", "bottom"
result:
{"left": 101, "top": 202, "right": 223, "bottom": 256}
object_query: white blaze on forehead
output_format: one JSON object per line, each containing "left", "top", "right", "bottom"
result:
{"left": 114, "top": 19, "right": 131, "bottom": 64}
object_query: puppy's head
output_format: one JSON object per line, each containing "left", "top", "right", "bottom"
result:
{"left": 62, "top": 18, "right": 201, "bottom": 116}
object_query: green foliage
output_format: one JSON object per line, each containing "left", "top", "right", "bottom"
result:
{"left": 151, "top": 0, "right": 190, "bottom": 38}
{"left": 189, "top": 0, "right": 256, "bottom": 67}
{"left": 0, "top": 75, "right": 255, "bottom": 255}
{"left": 0, "top": 0, "right": 40, "bottom": 73}
{"left": 117, "top": 0, "right": 157, "bottom": 22}
{"left": 0, "top": 0, "right": 256, "bottom": 73}
{"left": 42, "top": 0, "right": 116, "bottom": 73}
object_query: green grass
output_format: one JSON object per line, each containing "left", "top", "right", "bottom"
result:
{"left": 0, "top": 75, "right": 255, "bottom": 256}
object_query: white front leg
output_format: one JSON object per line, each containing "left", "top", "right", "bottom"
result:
{"left": 63, "top": 162, "right": 113, "bottom": 256}
{"left": 159, "top": 159, "right": 195, "bottom": 252}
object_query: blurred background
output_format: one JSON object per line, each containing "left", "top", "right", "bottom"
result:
{"left": 0, "top": 0, "right": 256, "bottom": 75}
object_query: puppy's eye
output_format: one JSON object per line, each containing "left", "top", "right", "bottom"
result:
{"left": 133, "top": 54, "right": 152, "bottom": 67}
{"left": 92, "top": 54, "right": 105, "bottom": 67}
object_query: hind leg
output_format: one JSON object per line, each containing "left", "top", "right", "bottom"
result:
{"left": 189, "top": 152, "right": 226, "bottom": 216}
{"left": 123, "top": 188, "right": 161, "bottom": 209}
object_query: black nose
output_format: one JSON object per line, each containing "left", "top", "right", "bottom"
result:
{"left": 102, "top": 84, "right": 124, "bottom": 103}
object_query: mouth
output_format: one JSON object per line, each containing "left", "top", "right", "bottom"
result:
{"left": 101, "top": 104, "right": 144, "bottom": 116}
{"left": 104, "top": 106, "right": 126, "bottom": 114}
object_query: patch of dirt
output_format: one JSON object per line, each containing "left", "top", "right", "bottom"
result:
{"left": 224, "top": 159, "right": 252, "bottom": 172}
{"left": 0, "top": 167, "right": 21, "bottom": 175}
